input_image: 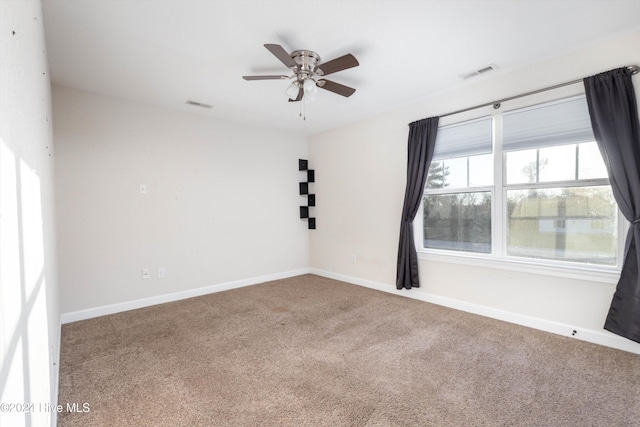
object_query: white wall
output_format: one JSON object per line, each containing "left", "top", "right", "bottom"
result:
{"left": 309, "top": 30, "right": 640, "bottom": 354}
{"left": 0, "top": 1, "right": 60, "bottom": 426}
{"left": 53, "top": 86, "right": 309, "bottom": 316}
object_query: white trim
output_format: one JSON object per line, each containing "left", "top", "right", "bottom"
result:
{"left": 417, "top": 250, "right": 619, "bottom": 283}
{"left": 59, "top": 267, "right": 639, "bottom": 354}
{"left": 52, "top": 321, "right": 61, "bottom": 427}
{"left": 309, "top": 268, "right": 640, "bottom": 355}
{"left": 60, "top": 268, "right": 311, "bottom": 324}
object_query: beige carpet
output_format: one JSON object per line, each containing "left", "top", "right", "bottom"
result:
{"left": 58, "top": 274, "right": 640, "bottom": 426}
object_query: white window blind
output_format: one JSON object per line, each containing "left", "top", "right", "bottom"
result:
{"left": 503, "top": 95, "right": 595, "bottom": 152}
{"left": 433, "top": 116, "right": 493, "bottom": 160}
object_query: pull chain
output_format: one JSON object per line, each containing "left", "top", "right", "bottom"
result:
{"left": 297, "top": 96, "right": 307, "bottom": 120}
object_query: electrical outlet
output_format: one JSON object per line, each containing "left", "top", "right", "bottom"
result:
{"left": 351, "top": 254, "right": 357, "bottom": 263}
{"left": 142, "top": 268, "right": 150, "bottom": 279}
{"left": 140, "top": 184, "right": 147, "bottom": 194}
{"left": 157, "top": 268, "right": 165, "bottom": 279}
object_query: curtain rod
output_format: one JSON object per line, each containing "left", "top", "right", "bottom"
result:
{"left": 439, "top": 65, "right": 640, "bottom": 119}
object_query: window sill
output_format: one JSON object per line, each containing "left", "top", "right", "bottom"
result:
{"left": 417, "top": 249, "right": 620, "bottom": 284}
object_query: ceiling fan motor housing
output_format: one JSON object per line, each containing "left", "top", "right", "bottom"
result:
{"left": 291, "top": 50, "right": 322, "bottom": 80}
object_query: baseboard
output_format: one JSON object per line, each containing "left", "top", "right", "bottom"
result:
{"left": 52, "top": 322, "right": 61, "bottom": 427}
{"left": 59, "top": 267, "right": 639, "bottom": 354}
{"left": 310, "top": 268, "right": 640, "bottom": 355}
{"left": 60, "top": 268, "right": 311, "bottom": 324}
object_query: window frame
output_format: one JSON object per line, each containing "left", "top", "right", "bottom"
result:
{"left": 415, "top": 86, "right": 626, "bottom": 283}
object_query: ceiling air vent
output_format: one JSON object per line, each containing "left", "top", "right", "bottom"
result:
{"left": 185, "top": 100, "right": 213, "bottom": 109}
{"left": 460, "top": 64, "right": 498, "bottom": 80}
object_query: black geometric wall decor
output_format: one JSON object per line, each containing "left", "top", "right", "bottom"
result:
{"left": 299, "top": 182, "right": 309, "bottom": 195}
{"left": 298, "top": 159, "right": 315, "bottom": 229}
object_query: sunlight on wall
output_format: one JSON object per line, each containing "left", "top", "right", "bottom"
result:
{"left": 1, "top": 1, "right": 59, "bottom": 424}
{"left": 20, "top": 157, "right": 45, "bottom": 297}
{"left": 0, "top": 139, "right": 52, "bottom": 426}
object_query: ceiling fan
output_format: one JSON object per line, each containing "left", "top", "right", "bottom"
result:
{"left": 242, "top": 44, "right": 359, "bottom": 103}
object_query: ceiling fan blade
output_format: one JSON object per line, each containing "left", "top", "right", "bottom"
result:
{"left": 315, "top": 53, "right": 359, "bottom": 76}
{"left": 288, "top": 87, "right": 304, "bottom": 102}
{"left": 264, "top": 44, "right": 297, "bottom": 69}
{"left": 317, "top": 79, "right": 356, "bottom": 97}
{"left": 242, "top": 75, "right": 288, "bottom": 81}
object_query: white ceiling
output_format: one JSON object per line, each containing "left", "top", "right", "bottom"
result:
{"left": 42, "top": 0, "right": 640, "bottom": 136}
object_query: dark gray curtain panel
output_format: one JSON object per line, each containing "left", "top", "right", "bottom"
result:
{"left": 396, "top": 117, "right": 439, "bottom": 290}
{"left": 584, "top": 67, "right": 640, "bottom": 343}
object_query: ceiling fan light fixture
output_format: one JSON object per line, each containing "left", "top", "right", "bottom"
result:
{"left": 303, "top": 78, "right": 317, "bottom": 99}
{"left": 285, "top": 81, "right": 300, "bottom": 99}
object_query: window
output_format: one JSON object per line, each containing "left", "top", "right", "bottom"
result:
{"left": 424, "top": 117, "right": 493, "bottom": 254}
{"left": 420, "top": 94, "right": 622, "bottom": 271}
